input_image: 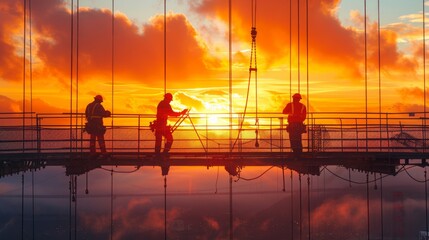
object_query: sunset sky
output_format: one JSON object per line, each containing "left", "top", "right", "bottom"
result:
{"left": 1, "top": 0, "right": 428, "bottom": 116}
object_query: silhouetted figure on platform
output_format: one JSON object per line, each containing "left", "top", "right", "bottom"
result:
{"left": 154, "top": 93, "right": 187, "bottom": 155}
{"left": 283, "top": 93, "right": 307, "bottom": 153}
{"left": 85, "top": 95, "right": 111, "bottom": 158}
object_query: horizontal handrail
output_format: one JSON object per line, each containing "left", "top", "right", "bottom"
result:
{"left": 0, "top": 111, "right": 427, "bottom": 153}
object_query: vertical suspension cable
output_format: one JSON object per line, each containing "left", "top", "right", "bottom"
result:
{"left": 364, "top": 0, "right": 368, "bottom": 152}
{"left": 29, "top": 0, "right": 33, "bottom": 149}
{"left": 164, "top": 0, "right": 167, "bottom": 94}
{"left": 75, "top": 0, "right": 79, "bottom": 152}
{"left": 23, "top": 0, "right": 27, "bottom": 152}
{"left": 289, "top": 0, "right": 292, "bottom": 100}
{"left": 378, "top": 0, "right": 382, "bottom": 150}
{"left": 111, "top": 0, "right": 115, "bottom": 152}
{"left": 423, "top": 0, "right": 427, "bottom": 150}
{"left": 70, "top": 0, "right": 74, "bottom": 153}
{"left": 229, "top": 0, "right": 233, "bottom": 152}
{"left": 305, "top": 0, "right": 309, "bottom": 152}
{"left": 297, "top": 0, "right": 300, "bottom": 92}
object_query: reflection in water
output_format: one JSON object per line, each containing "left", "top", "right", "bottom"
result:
{"left": 0, "top": 158, "right": 428, "bottom": 240}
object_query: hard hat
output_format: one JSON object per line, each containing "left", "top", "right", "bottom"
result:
{"left": 292, "top": 93, "right": 302, "bottom": 99}
{"left": 94, "top": 95, "right": 103, "bottom": 102}
{"left": 164, "top": 93, "right": 173, "bottom": 100}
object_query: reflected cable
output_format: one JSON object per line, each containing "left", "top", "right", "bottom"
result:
{"left": 380, "top": 173, "right": 384, "bottom": 239}
{"left": 290, "top": 170, "right": 294, "bottom": 239}
{"left": 366, "top": 173, "right": 370, "bottom": 240}
{"left": 229, "top": 175, "right": 233, "bottom": 240}
{"left": 307, "top": 175, "right": 311, "bottom": 240}
{"left": 110, "top": 169, "right": 114, "bottom": 240}
{"left": 299, "top": 173, "right": 302, "bottom": 240}
{"left": 21, "top": 174, "right": 24, "bottom": 240}
{"left": 164, "top": 176, "right": 167, "bottom": 240}
{"left": 425, "top": 171, "right": 429, "bottom": 236}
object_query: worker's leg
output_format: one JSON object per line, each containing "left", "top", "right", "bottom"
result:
{"left": 97, "top": 134, "right": 107, "bottom": 153}
{"left": 90, "top": 134, "right": 96, "bottom": 154}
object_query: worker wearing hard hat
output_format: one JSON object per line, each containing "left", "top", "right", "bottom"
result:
{"left": 282, "top": 93, "right": 307, "bottom": 153}
{"left": 154, "top": 93, "right": 188, "bottom": 155}
{"left": 85, "top": 95, "right": 111, "bottom": 159}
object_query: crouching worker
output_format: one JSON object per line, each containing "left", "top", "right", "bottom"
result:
{"left": 154, "top": 93, "right": 187, "bottom": 156}
{"left": 85, "top": 95, "right": 111, "bottom": 158}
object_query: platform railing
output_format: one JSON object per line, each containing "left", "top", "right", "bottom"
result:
{"left": 0, "top": 111, "right": 427, "bottom": 153}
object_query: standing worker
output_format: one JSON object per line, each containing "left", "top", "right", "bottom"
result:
{"left": 282, "top": 93, "right": 307, "bottom": 153}
{"left": 85, "top": 95, "right": 111, "bottom": 158}
{"left": 154, "top": 93, "right": 187, "bottom": 155}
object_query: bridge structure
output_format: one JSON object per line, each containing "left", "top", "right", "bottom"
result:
{"left": 0, "top": 111, "right": 428, "bottom": 178}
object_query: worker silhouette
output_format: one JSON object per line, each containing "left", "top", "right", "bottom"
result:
{"left": 85, "top": 95, "right": 111, "bottom": 159}
{"left": 154, "top": 93, "right": 187, "bottom": 155}
{"left": 283, "top": 93, "right": 307, "bottom": 153}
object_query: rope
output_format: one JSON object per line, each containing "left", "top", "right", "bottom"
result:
{"left": 100, "top": 166, "right": 140, "bottom": 174}
{"left": 236, "top": 166, "right": 275, "bottom": 181}
{"left": 231, "top": 0, "right": 258, "bottom": 150}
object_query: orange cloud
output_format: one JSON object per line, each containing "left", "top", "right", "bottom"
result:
{"left": 190, "top": 0, "right": 419, "bottom": 81}
{"left": 0, "top": 1, "right": 24, "bottom": 82}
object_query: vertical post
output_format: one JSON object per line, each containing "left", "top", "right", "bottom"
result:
{"left": 36, "top": 115, "right": 41, "bottom": 153}
{"left": 137, "top": 115, "right": 141, "bottom": 155}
